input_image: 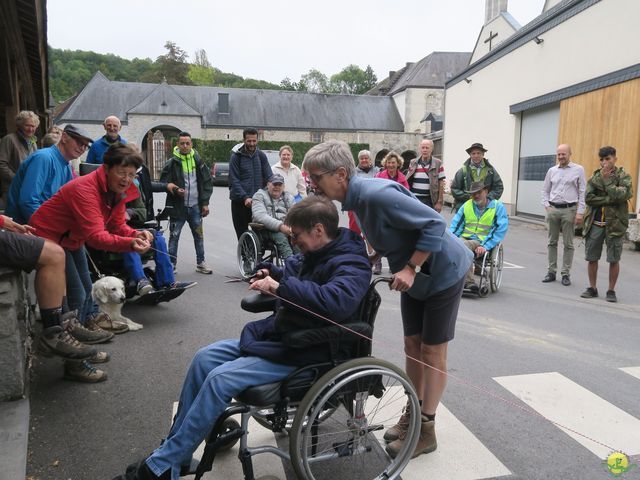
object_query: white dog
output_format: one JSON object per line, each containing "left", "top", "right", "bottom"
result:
{"left": 91, "top": 276, "right": 143, "bottom": 331}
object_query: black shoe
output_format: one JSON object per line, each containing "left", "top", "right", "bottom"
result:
{"left": 113, "top": 460, "right": 169, "bottom": 480}
{"left": 606, "top": 290, "right": 617, "bottom": 303}
{"left": 580, "top": 287, "right": 598, "bottom": 298}
{"left": 561, "top": 275, "right": 571, "bottom": 286}
{"left": 542, "top": 273, "right": 556, "bottom": 283}
{"left": 464, "top": 281, "right": 478, "bottom": 292}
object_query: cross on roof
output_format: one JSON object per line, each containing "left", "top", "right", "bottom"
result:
{"left": 484, "top": 30, "right": 498, "bottom": 51}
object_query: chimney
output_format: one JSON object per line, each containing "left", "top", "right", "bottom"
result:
{"left": 485, "top": 0, "right": 508, "bottom": 24}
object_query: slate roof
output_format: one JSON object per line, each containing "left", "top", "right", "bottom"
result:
{"left": 57, "top": 72, "right": 405, "bottom": 132}
{"left": 368, "top": 52, "right": 472, "bottom": 96}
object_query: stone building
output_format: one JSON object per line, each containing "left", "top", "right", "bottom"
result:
{"left": 55, "top": 72, "right": 426, "bottom": 177}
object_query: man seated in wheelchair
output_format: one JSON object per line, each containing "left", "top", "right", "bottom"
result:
{"left": 250, "top": 173, "right": 295, "bottom": 259}
{"left": 120, "top": 168, "right": 196, "bottom": 296}
{"left": 113, "top": 196, "right": 372, "bottom": 480}
{"left": 449, "top": 180, "right": 508, "bottom": 292}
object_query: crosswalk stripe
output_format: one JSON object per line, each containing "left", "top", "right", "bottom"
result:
{"left": 619, "top": 366, "right": 640, "bottom": 381}
{"left": 400, "top": 401, "right": 511, "bottom": 479}
{"left": 494, "top": 372, "right": 640, "bottom": 458}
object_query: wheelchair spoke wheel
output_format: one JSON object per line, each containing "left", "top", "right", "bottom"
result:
{"left": 490, "top": 244, "right": 504, "bottom": 292}
{"left": 237, "top": 231, "right": 260, "bottom": 278}
{"left": 290, "top": 358, "right": 420, "bottom": 480}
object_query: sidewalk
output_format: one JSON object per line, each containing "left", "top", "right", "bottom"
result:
{"left": 0, "top": 399, "right": 29, "bottom": 480}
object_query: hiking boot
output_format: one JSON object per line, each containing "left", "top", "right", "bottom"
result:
{"left": 66, "top": 318, "right": 114, "bottom": 345}
{"left": 39, "top": 325, "right": 97, "bottom": 360}
{"left": 168, "top": 281, "right": 197, "bottom": 290}
{"left": 386, "top": 419, "right": 437, "bottom": 459}
{"left": 606, "top": 290, "right": 617, "bottom": 303}
{"left": 384, "top": 400, "right": 411, "bottom": 442}
{"left": 94, "top": 312, "right": 129, "bottom": 334}
{"left": 196, "top": 262, "right": 213, "bottom": 274}
{"left": 137, "top": 278, "right": 154, "bottom": 296}
{"left": 89, "top": 351, "right": 111, "bottom": 363}
{"left": 580, "top": 287, "right": 598, "bottom": 298}
{"left": 64, "top": 360, "right": 107, "bottom": 383}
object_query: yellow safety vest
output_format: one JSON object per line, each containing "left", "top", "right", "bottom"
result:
{"left": 462, "top": 200, "right": 496, "bottom": 241}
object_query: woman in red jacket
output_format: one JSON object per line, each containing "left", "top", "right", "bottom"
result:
{"left": 376, "top": 151, "right": 410, "bottom": 189}
{"left": 30, "top": 143, "right": 151, "bottom": 345}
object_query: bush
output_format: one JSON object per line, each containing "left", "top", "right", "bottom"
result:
{"left": 190, "top": 138, "right": 369, "bottom": 167}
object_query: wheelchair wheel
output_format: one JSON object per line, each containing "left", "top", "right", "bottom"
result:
{"left": 490, "top": 244, "right": 504, "bottom": 293}
{"left": 289, "top": 357, "right": 421, "bottom": 480}
{"left": 216, "top": 418, "right": 241, "bottom": 452}
{"left": 477, "top": 252, "right": 489, "bottom": 297}
{"left": 252, "top": 403, "right": 336, "bottom": 433}
{"left": 270, "top": 243, "right": 284, "bottom": 268}
{"left": 237, "top": 231, "right": 261, "bottom": 278}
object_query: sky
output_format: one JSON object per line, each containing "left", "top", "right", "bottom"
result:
{"left": 47, "top": 0, "right": 545, "bottom": 85}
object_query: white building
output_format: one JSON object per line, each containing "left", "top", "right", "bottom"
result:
{"left": 444, "top": 0, "right": 640, "bottom": 216}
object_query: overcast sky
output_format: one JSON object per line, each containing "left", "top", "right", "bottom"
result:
{"left": 47, "top": 0, "right": 544, "bottom": 85}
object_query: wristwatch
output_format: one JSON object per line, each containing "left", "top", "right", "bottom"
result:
{"left": 407, "top": 261, "right": 421, "bottom": 273}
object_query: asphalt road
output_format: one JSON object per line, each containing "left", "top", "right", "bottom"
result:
{"left": 26, "top": 187, "right": 640, "bottom": 480}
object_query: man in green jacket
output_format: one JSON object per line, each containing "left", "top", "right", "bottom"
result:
{"left": 450, "top": 143, "right": 504, "bottom": 212}
{"left": 580, "top": 146, "right": 633, "bottom": 303}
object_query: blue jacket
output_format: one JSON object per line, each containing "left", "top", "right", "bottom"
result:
{"left": 343, "top": 176, "right": 472, "bottom": 295}
{"left": 228, "top": 146, "right": 273, "bottom": 202}
{"left": 449, "top": 199, "right": 509, "bottom": 251}
{"left": 86, "top": 135, "right": 127, "bottom": 164}
{"left": 5, "top": 146, "right": 73, "bottom": 224}
{"left": 239, "top": 227, "right": 372, "bottom": 366}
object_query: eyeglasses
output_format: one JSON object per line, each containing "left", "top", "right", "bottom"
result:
{"left": 68, "top": 135, "right": 90, "bottom": 150}
{"left": 112, "top": 170, "right": 136, "bottom": 181}
{"left": 309, "top": 170, "right": 334, "bottom": 184}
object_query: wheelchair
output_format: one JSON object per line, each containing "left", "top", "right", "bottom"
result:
{"left": 237, "top": 223, "right": 288, "bottom": 278}
{"left": 79, "top": 162, "right": 187, "bottom": 305}
{"left": 183, "top": 277, "right": 422, "bottom": 480}
{"left": 464, "top": 243, "right": 504, "bottom": 297}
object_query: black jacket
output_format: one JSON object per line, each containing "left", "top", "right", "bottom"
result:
{"left": 160, "top": 152, "right": 213, "bottom": 219}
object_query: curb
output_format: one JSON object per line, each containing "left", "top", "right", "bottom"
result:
{"left": 0, "top": 398, "right": 29, "bottom": 480}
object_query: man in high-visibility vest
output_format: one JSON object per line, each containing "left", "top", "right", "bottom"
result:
{"left": 450, "top": 181, "right": 509, "bottom": 291}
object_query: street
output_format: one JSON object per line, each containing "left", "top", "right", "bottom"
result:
{"left": 26, "top": 186, "right": 640, "bottom": 480}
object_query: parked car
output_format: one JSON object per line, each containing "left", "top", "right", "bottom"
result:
{"left": 210, "top": 146, "right": 280, "bottom": 187}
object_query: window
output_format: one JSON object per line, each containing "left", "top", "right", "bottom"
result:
{"left": 310, "top": 131, "right": 324, "bottom": 143}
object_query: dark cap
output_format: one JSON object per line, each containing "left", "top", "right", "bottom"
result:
{"left": 465, "top": 142, "right": 487, "bottom": 154}
{"left": 269, "top": 173, "right": 285, "bottom": 184}
{"left": 63, "top": 124, "right": 93, "bottom": 145}
{"left": 465, "top": 181, "right": 487, "bottom": 194}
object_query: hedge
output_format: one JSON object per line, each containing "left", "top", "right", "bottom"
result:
{"left": 188, "top": 138, "right": 369, "bottom": 167}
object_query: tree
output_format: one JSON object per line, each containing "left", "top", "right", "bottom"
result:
{"left": 154, "top": 41, "right": 191, "bottom": 84}
{"left": 193, "top": 49, "right": 211, "bottom": 68}
{"left": 329, "top": 64, "right": 378, "bottom": 94}
{"left": 300, "top": 69, "right": 329, "bottom": 93}
{"left": 188, "top": 64, "right": 215, "bottom": 86}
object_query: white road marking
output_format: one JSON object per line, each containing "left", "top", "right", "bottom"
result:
{"left": 502, "top": 261, "right": 524, "bottom": 269}
{"left": 494, "top": 372, "right": 640, "bottom": 458}
{"left": 619, "top": 366, "right": 640, "bottom": 380}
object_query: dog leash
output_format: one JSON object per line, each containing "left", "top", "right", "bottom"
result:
{"left": 85, "top": 250, "right": 105, "bottom": 279}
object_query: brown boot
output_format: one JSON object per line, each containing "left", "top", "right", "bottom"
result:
{"left": 383, "top": 400, "right": 411, "bottom": 442}
{"left": 385, "top": 419, "right": 437, "bottom": 459}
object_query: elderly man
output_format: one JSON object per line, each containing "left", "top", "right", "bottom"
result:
{"left": 113, "top": 196, "right": 371, "bottom": 480}
{"left": 541, "top": 144, "right": 587, "bottom": 286}
{"left": 86, "top": 115, "right": 127, "bottom": 164}
{"left": 580, "top": 146, "right": 632, "bottom": 303}
{"left": 406, "top": 139, "right": 445, "bottom": 212}
{"left": 450, "top": 142, "right": 504, "bottom": 212}
{"left": 449, "top": 181, "right": 509, "bottom": 291}
{"left": 251, "top": 173, "right": 295, "bottom": 258}
{"left": 161, "top": 132, "right": 214, "bottom": 274}
{"left": 0, "top": 110, "right": 39, "bottom": 206}
{"left": 303, "top": 140, "right": 472, "bottom": 459}
{"left": 229, "top": 127, "right": 273, "bottom": 239}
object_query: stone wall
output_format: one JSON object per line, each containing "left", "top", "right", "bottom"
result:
{"left": 0, "top": 268, "right": 33, "bottom": 401}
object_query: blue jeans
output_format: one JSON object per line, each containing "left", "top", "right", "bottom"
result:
{"left": 168, "top": 206, "right": 205, "bottom": 266}
{"left": 145, "top": 339, "right": 296, "bottom": 479}
{"left": 65, "top": 247, "right": 97, "bottom": 323}
{"left": 122, "top": 231, "right": 174, "bottom": 288}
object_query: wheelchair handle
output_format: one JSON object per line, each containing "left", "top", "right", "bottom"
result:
{"left": 371, "top": 276, "right": 393, "bottom": 287}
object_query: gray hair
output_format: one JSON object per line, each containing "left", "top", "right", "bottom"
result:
{"left": 302, "top": 140, "right": 357, "bottom": 180}
{"left": 358, "top": 149, "right": 371, "bottom": 159}
{"left": 279, "top": 145, "right": 293, "bottom": 155}
{"left": 41, "top": 133, "right": 60, "bottom": 147}
{"left": 16, "top": 110, "right": 40, "bottom": 128}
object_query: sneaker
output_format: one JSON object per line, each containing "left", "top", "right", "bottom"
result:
{"left": 137, "top": 278, "right": 154, "bottom": 296}
{"left": 606, "top": 290, "right": 617, "bottom": 303}
{"left": 196, "top": 262, "right": 213, "bottom": 275}
{"left": 89, "top": 351, "right": 111, "bottom": 363}
{"left": 64, "top": 360, "right": 107, "bottom": 383}
{"left": 38, "top": 325, "right": 97, "bottom": 360}
{"left": 168, "top": 281, "right": 198, "bottom": 290}
{"left": 67, "top": 318, "right": 114, "bottom": 345}
{"left": 542, "top": 272, "right": 556, "bottom": 283}
{"left": 580, "top": 287, "right": 598, "bottom": 298}
{"left": 561, "top": 275, "right": 571, "bottom": 286}
{"left": 386, "top": 419, "right": 437, "bottom": 459}
{"left": 94, "top": 312, "right": 130, "bottom": 334}
{"left": 383, "top": 400, "right": 411, "bottom": 442}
